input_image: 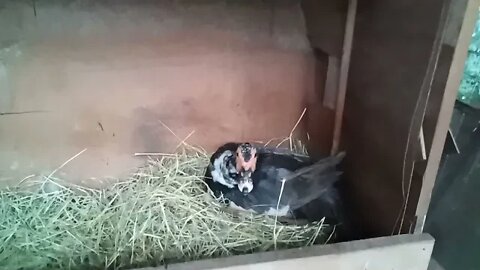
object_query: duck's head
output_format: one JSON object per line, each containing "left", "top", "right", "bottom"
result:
{"left": 235, "top": 143, "right": 257, "bottom": 194}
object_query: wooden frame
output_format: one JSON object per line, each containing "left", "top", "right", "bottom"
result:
{"left": 414, "top": 0, "right": 480, "bottom": 233}
{"left": 134, "top": 234, "right": 434, "bottom": 270}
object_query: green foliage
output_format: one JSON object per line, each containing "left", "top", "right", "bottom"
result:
{"left": 458, "top": 11, "right": 480, "bottom": 108}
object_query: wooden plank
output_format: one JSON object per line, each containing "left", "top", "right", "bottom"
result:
{"left": 422, "top": 45, "right": 456, "bottom": 155}
{"left": 342, "top": 0, "right": 449, "bottom": 237}
{"left": 418, "top": 126, "right": 428, "bottom": 161}
{"left": 396, "top": 0, "right": 450, "bottom": 234}
{"left": 330, "top": 0, "right": 357, "bottom": 155}
{"left": 415, "top": 0, "right": 480, "bottom": 233}
{"left": 134, "top": 234, "right": 434, "bottom": 270}
{"left": 323, "top": 56, "right": 340, "bottom": 109}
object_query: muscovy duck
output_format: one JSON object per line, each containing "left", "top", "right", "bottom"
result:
{"left": 203, "top": 142, "right": 346, "bottom": 220}
{"left": 204, "top": 142, "right": 257, "bottom": 194}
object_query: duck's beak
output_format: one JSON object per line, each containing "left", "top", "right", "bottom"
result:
{"left": 237, "top": 171, "right": 253, "bottom": 195}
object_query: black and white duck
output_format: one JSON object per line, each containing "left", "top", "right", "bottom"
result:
{"left": 203, "top": 142, "right": 346, "bottom": 221}
{"left": 204, "top": 142, "right": 258, "bottom": 194}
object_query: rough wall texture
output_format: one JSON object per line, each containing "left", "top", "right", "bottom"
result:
{"left": 0, "top": 0, "right": 328, "bottom": 186}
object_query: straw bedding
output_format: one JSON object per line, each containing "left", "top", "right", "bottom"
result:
{"left": 0, "top": 147, "right": 331, "bottom": 270}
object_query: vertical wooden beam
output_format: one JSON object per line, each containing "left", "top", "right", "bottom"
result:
{"left": 331, "top": 0, "right": 357, "bottom": 155}
{"left": 414, "top": 0, "right": 479, "bottom": 233}
{"left": 418, "top": 126, "right": 428, "bottom": 161}
{"left": 323, "top": 56, "right": 340, "bottom": 110}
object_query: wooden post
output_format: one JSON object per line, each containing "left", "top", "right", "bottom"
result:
{"left": 414, "top": 0, "right": 479, "bottom": 233}
{"left": 331, "top": 0, "right": 357, "bottom": 155}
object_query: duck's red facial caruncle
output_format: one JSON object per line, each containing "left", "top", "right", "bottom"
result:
{"left": 235, "top": 143, "right": 257, "bottom": 194}
{"left": 235, "top": 143, "right": 257, "bottom": 172}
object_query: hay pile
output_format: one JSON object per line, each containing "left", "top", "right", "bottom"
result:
{"left": 0, "top": 147, "right": 330, "bottom": 270}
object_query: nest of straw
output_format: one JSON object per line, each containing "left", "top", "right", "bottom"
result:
{"left": 0, "top": 146, "right": 331, "bottom": 270}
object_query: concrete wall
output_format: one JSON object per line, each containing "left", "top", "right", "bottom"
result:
{"left": 0, "top": 0, "right": 330, "bottom": 186}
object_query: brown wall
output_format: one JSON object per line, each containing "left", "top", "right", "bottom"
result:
{"left": 0, "top": 0, "right": 331, "bottom": 186}
{"left": 342, "top": 0, "right": 451, "bottom": 237}
{"left": 301, "top": 0, "right": 348, "bottom": 58}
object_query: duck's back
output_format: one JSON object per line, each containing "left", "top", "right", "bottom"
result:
{"left": 247, "top": 152, "right": 343, "bottom": 210}
{"left": 255, "top": 149, "right": 313, "bottom": 172}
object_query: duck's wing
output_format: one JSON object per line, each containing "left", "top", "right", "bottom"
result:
{"left": 283, "top": 152, "right": 345, "bottom": 182}
{"left": 209, "top": 142, "right": 240, "bottom": 163}
{"left": 255, "top": 151, "right": 312, "bottom": 172}
{"left": 255, "top": 145, "right": 311, "bottom": 163}
{"left": 204, "top": 142, "right": 240, "bottom": 194}
{"left": 274, "top": 152, "right": 346, "bottom": 210}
